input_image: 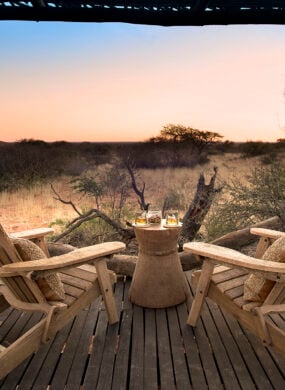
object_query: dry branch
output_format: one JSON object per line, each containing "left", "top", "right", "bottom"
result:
{"left": 125, "top": 156, "right": 150, "bottom": 211}
{"left": 51, "top": 189, "right": 135, "bottom": 243}
{"left": 178, "top": 167, "right": 222, "bottom": 250}
{"left": 50, "top": 183, "right": 82, "bottom": 216}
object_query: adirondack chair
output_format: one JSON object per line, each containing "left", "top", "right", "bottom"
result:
{"left": 0, "top": 224, "right": 125, "bottom": 379}
{"left": 184, "top": 228, "right": 285, "bottom": 355}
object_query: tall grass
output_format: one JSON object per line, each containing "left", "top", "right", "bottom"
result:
{"left": 1, "top": 153, "right": 255, "bottom": 235}
{"left": 0, "top": 178, "right": 95, "bottom": 233}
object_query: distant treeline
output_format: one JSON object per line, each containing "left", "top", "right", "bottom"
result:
{"left": 0, "top": 137, "right": 284, "bottom": 191}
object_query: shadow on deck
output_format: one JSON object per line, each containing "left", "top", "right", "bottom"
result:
{"left": 0, "top": 271, "right": 284, "bottom": 389}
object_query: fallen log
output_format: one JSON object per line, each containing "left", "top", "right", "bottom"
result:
{"left": 211, "top": 216, "right": 281, "bottom": 250}
{"left": 47, "top": 242, "right": 137, "bottom": 276}
{"left": 47, "top": 242, "right": 77, "bottom": 257}
{"left": 179, "top": 216, "right": 282, "bottom": 271}
{"left": 106, "top": 254, "right": 136, "bottom": 277}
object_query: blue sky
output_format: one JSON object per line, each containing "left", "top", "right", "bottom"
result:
{"left": 1, "top": 21, "right": 285, "bottom": 142}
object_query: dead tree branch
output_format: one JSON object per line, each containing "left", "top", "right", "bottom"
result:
{"left": 52, "top": 194, "right": 135, "bottom": 243}
{"left": 178, "top": 167, "right": 222, "bottom": 251}
{"left": 125, "top": 156, "right": 150, "bottom": 211}
{"left": 50, "top": 183, "right": 82, "bottom": 216}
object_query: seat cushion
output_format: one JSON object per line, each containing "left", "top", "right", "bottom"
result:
{"left": 243, "top": 236, "right": 285, "bottom": 302}
{"left": 11, "top": 237, "right": 65, "bottom": 301}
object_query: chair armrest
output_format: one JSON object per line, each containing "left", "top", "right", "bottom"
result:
{"left": 250, "top": 228, "right": 285, "bottom": 240}
{"left": 0, "top": 241, "right": 126, "bottom": 276}
{"left": 9, "top": 228, "right": 55, "bottom": 240}
{"left": 9, "top": 227, "right": 55, "bottom": 257}
{"left": 183, "top": 242, "right": 285, "bottom": 279}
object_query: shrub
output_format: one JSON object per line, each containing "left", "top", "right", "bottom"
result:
{"left": 204, "top": 162, "right": 285, "bottom": 240}
{"left": 241, "top": 141, "right": 273, "bottom": 158}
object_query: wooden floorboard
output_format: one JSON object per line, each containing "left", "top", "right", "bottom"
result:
{"left": 156, "top": 308, "right": 176, "bottom": 390}
{"left": 144, "top": 308, "right": 157, "bottom": 390}
{"left": 0, "top": 271, "right": 285, "bottom": 389}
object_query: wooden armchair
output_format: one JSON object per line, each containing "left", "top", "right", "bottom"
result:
{"left": 9, "top": 227, "right": 55, "bottom": 257}
{"left": 184, "top": 228, "right": 285, "bottom": 355}
{"left": 0, "top": 224, "right": 125, "bottom": 379}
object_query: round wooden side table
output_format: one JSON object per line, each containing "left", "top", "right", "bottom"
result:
{"left": 129, "top": 222, "right": 188, "bottom": 308}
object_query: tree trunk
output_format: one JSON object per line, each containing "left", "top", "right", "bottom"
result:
{"left": 210, "top": 215, "right": 281, "bottom": 250}
{"left": 178, "top": 167, "right": 221, "bottom": 251}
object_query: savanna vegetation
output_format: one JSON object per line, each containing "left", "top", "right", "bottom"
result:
{"left": 1, "top": 124, "right": 285, "bottom": 249}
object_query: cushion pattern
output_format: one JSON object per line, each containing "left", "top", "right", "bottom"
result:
{"left": 243, "top": 236, "right": 285, "bottom": 302}
{"left": 11, "top": 237, "right": 65, "bottom": 301}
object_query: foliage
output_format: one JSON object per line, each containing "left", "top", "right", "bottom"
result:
{"left": 0, "top": 140, "right": 86, "bottom": 191}
{"left": 149, "top": 124, "right": 223, "bottom": 152}
{"left": 101, "top": 165, "right": 130, "bottom": 218}
{"left": 260, "top": 152, "right": 276, "bottom": 165}
{"left": 241, "top": 141, "right": 273, "bottom": 158}
{"left": 0, "top": 137, "right": 283, "bottom": 193}
{"left": 204, "top": 162, "right": 285, "bottom": 240}
{"left": 162, "top": 189, "right": 185, "bottom": 215}
{"left": 70, "top": 164, "right": 131, "bottom": 218}
{"left": 71, "top": 176, "right": 105, "bottom": 208}
{"left": 62, "top": 218, "right": 119, "bottom": 247}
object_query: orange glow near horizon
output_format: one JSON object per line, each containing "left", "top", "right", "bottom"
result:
{"left": 1, "top": 23, "right": 285, "bottom": 143}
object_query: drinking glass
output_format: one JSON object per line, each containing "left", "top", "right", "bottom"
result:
{"left": 165, "top": 210, "right": 179, "bottom": 226}
{"left": 135, "top": 211, "right": 147, "bottom": 226}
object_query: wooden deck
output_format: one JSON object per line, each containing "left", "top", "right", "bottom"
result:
{"left": 0, "top": 271, "right": 285, "bottom": 389}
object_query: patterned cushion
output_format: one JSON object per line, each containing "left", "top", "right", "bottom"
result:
{"left": 11, "top": 237, "right": 65, "bottom": 301}
{"left": 243, "top": 236, "right": 285, "bottom": 302}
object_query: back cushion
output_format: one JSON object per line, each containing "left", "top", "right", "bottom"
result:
{"left": 243, "top": 236, "right": 285, "bottom": 302}
{"left": 11, "top": 237, "right": 65, "bottom": 301}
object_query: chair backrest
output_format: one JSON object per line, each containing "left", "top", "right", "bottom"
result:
{"left": 0, "top": 224, "right": 44, "bottom": 303}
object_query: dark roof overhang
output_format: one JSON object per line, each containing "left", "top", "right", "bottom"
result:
{"left": 1, "top": 1, "right": 285, "bottom": 26}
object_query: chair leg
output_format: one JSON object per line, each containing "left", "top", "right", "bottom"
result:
{"left": 187, "top": 261, "right": 214, "bottom": 326}
{"left": 95, "top": 258, "right": 119, "bottom": 324}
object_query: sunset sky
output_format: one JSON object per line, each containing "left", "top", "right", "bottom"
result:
{"left": 1, "top": 21, "right": 285, "bottom": 143}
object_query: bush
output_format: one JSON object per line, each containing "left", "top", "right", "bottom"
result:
{"left": 204, "top": 162, "right": 285, "bottom": 240}
{"left": 241, "top": 141, "right": 273, "bottom": 158}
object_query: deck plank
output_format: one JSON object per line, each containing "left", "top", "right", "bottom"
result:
{"left": 112, "top": 280, "right": 133, "bottom": 390}
{"left": 156, "top": 308, "right": 176, "bottom": 390}
{"left": 201, "top": 300, "right": 242, "bottom": 389}
{"left": 222, "top": 310, "right": 275, "bottom": 389}
{"left": 177, "top": 303, "right": 208, "bottom": 390}
{"left": 129, "top": 304, "right": 144, "bottom": 389}
{"left": 144, "top": 308, "right": 158, "bottom": 390}
{"left": 95, "top": 281, "right": 124, "bottom": 389}
{"left": 50, "top": 308, "right": 90, "bottom": 389}
{"left": 31, "top": 320, "right": 74, "bottom": 388}
{"left": 64, "top": 300, "right": 101, "bottom": 390}
{"left": 185, "top": 272, "right": 224, "bottom": 389}
{"left": 243, "top": 327, "right": 285, "bottom": 389}
{"left": 1, "top": 312, "right": 43, "bottom": 389}
{"left": 82, "top": 303, "right": 108, "bottom": 389}
{"left": 206, "top": 300, "right": 255, "bottom": 390}
{"left": 167, "top": 306, "right": 192, "bottom": 389}
{"left": 0, "top": 271, "right": 285, "bottom": 389}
